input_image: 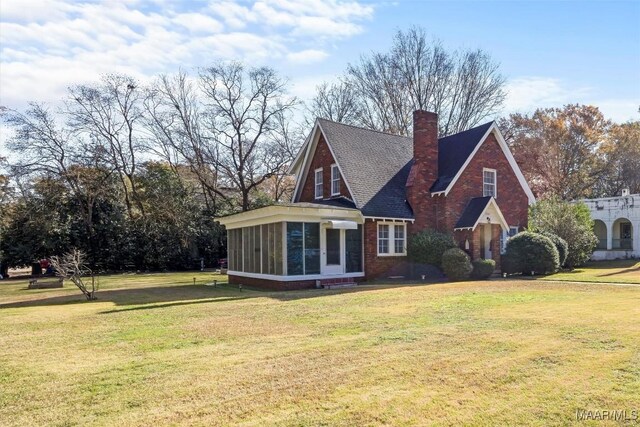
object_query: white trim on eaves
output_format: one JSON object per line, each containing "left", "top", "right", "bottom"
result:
{"left": 435, "top": 123, "right": 536, "bottom": 204}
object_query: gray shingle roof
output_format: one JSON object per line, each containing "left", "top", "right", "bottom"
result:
{"left": 318, "top": 118, "right": 414, "bottom": 219}
{"left": 317, "top": 118, "right": 493, "bottom": 219}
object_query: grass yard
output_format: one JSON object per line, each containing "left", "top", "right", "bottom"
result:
{"left": 1, "top": 273, "right": 639, "bottom": 426}
{"left": 540, "top": 259, "right": 640, "bottom": 284}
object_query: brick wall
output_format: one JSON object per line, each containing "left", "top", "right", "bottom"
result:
{"left": 229, "top": 274, "right": 365, "bottom": 291}
{"left": 363, "top": 219, "right": 408, "bottom": 279}
{"left": 434, "top": 132, "right": 529, "bottom": 233}
{"left": 297, "top": 134, "right": 353, "bottom": 202}
{"left": 406, "top": 111, "right": 439, "bottom": 231}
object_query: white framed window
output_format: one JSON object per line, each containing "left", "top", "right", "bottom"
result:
{"left": 378, "top": 222, "right": 407, "bottom": 256}
{"left": 331, "top": 164, "right": 340, "bottom": 196}
{"left": 314, "top": 168, "right": 323, "bottom": 199}
{"left": 501, "top": 226, "right": 519, "bottom": 253}
{"left": 483, "top": 168, "right": 497, "bottom": 198}
{"left": 394, "top": 224, "right": 405, "bottom": 254}
{"left": 378, "top": 224, "right": 389, "bottom": 254}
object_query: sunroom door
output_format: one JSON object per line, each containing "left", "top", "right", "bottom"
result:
{"left": 322, "top": 228, "right": 343, "bottom": 275}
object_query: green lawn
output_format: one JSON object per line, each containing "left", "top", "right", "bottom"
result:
{"left": 1, "top": 273, "right": 639, "bottom": 426}
{"left": 540, "top": 259, "right": 640, "bottom": 284}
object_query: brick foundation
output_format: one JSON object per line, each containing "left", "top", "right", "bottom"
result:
{"left": 228, "top": 274, "right": 365, "bottom": 291}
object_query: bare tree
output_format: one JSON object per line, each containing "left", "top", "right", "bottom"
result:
{"left": 50, "top": 249, "right": 99, "bottom": 300}
{"left": 1, "top": 103, "right": 114, "bottom": 236}
{"left": 199, "top": 62, "right": 299, "bottom": 211}
{"left": 305, "top": 80, "right": 362, "bottom": 126}
{"left": 440, "top": 49, "right": 506, "bottom": 135}
{"left": 348, "top": 51, "right": 412, "bottom": 135}
{"left": 66, "top": 74, "right": 145, "bottom": 218}
{"left": 312, "top": 27, "right": 506, "bottom": 136}
{"left": 146, "top": 63, "right": 300, "bottom": 212}
{"left": 143, "top": 71, "right": 227, "bottom": 213}
{"left": 265, "top": 110, "right": 303, "bottom": 202}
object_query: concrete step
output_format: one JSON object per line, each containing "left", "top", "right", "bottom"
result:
{"left": 323, "top": 282, "right": 357, "bottom": 290}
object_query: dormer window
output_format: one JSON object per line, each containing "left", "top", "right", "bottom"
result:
{"left": 331, "top": 164, "right": 340, "bottom": 196}
{"left": 314, "top": 168, "right": 323, "bottom": 199}
{"left": 483, "top": 168, "right": 496, "bottom": 198}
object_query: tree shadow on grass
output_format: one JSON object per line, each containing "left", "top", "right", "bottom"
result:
{"left": 598, "top": 266, "right": 640, "bottom": 277}
{"left": 0, "top": 282, "right": 422, "bottom": 312}
{"left": 0, "top": 285, "right": 248, "bottom": 310}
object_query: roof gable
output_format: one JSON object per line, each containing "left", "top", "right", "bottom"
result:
{"left": 454, "top": 196, "right": 509, "bottom": 231}
{"left": 432, "top": 122, "right": 535, "bottom": 203}
{"left": 316, "top": 118, "right": 414, "bottom": 219}
{"left": 290, "top": 118, "right": 534, "bottom": 219}
{"left": 431, "top": 122, "right": 494, "bottom": 193}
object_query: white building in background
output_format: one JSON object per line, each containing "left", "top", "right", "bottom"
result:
{"left": 581, "top": 190, "right": 639, "bottom": 260}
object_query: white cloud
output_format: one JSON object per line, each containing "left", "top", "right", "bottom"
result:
{"left": 286, "top": 49, "right": 329, "bottom": 64}
{"left": 504, "top": 77, "right": 591, "bottom": 112}
{"left": 0, "top": 0, "right": 74, "bottom": 23}
{"left": 504, "top": 76, "right": 639, "bottom": 122}
{"left": 173, "top": 13, "right": 224, "bottom": 34}
{"left": 593, "top": 99, "right": 639, "bottom": 123}
{"left": 0, "top": 0, "right": 373, "bottom": 109}
{"left": 290, "top": 73, "right": 339, "bottom": 101}
{"left": 209, "top": 0, "right": 374, "bottom": 38}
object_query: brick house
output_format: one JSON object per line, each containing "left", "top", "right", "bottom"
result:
{"left": 219, "top": 110, "right": 535, "bottom": 290}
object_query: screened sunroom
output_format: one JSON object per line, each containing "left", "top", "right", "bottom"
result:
{"left": 219, "top": 203, "right": 364, "bottom": 283}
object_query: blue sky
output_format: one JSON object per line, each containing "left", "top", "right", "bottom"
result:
{"left": 1, "top": 0, "right": 639, "bottom": 122}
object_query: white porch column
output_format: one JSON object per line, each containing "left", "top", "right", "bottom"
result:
{"left": 634, "top": 220, "right": 640, "bottom": 253}
{"left": 606, "top": 221, "right": 613, "bottom": 250}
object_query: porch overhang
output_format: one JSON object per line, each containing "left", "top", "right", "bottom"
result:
{"left": 453, "top": 196, "right": 509, "bottom": 232}
{"left": 324, "top": 220, "right": 358, "bottom": 229}
{"left": 217, "top": 202, "right": 363, "bottom": 229}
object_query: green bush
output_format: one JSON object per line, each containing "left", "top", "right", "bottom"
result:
{"left": 471, "top": 259, "right": 495, "bottom": 279}
{"left": 500, "top": 253, "right": 520, "bottom": 276}
{"left": 407, "top": 230, "right": 456, "bottom": 268}
{"left": 529, "top": 198, "right": 598, "bottom": 269}
{"left": 504, "top": 231, "right": 560, "bottom": 275}
{"left": 540, "top": 231, "right": 568, "bottom": 267}
{"left": 441, "top": 248, "right": 473, "bottom": 281}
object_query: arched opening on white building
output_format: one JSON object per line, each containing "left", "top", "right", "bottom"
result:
{"left": 612, "top": 218, "right": 633, "bottom": 250}
{"left": 593, "top": 220, "right": 607, "bottom": 250}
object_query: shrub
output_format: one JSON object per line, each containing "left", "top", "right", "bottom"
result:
{"left": 540, "top": 231, "right": 568, "bottom": 267}
{"left": 441, "top": 248, "right": 473, "bottom": 281}
{"left": 500, "top": 252, "right": 520, "bottom": 276}
{"left": 529, "top": 198, "right": 598, "bottom": 269}
{"left": 407, "top": 230, "right": 456, "bottom": 268}
{"left": 471, "top": 259, "right": 495, "bottom": 279}
{"left": 504, "top": 231, "right": 560, "bottom": 275}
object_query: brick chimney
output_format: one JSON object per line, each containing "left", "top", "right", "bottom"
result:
{"left": 406, "top": 110, "right": 439, "bottom": 231}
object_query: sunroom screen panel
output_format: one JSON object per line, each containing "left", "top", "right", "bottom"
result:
{"left": 304, "top": 223, "right": 320, "bottom": 274}
{"left": 287, "top": 222, "right": 303, "bottom": 275}
{"left": 346, "top": 225, "right": 363, "bottom": 273}
{"left": 274, "top": 222, "right": 283, "bottom": 275}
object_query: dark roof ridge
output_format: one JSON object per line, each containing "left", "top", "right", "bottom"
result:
{"left": 316, "top": 117, "right": 412, "bottom": 141}
{"left": 317, "top": 117, "right": 496, "bottom": 143}
{"left": 438, "top": 120, "right": 496, "bottom": 141}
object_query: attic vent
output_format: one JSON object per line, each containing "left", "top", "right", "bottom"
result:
{"left": 621, "top": 188, "right": 630, "bottom": 196}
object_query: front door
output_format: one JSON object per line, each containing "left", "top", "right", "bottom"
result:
{"left": 483, "top": 224, "right": 492, "bottom": 260}
{"left": 323, "top": 228, "right": 343, "bottom": 275}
